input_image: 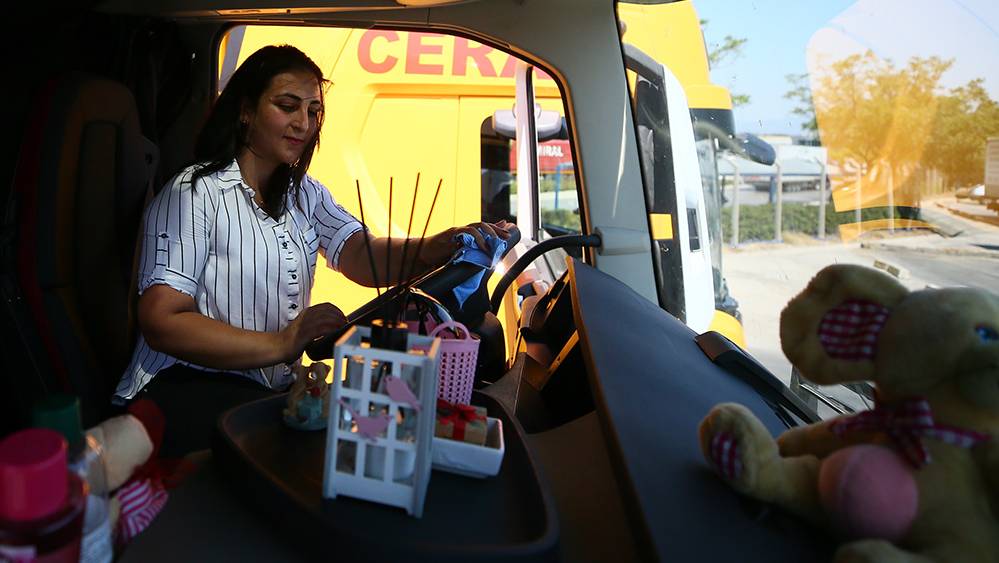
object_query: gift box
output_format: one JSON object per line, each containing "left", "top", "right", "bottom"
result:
{"left": 434, "top": 399, "right": 487, "bottom": 446}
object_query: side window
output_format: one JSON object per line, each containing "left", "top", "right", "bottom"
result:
{"left": 630, "top": 69, "right": 684, "bottom": 319}
{"left": 480, "top": 112, "right": 579, "bottom": 279}
{"left": 480, "top": 116, "right": 580, "bottom": 237}
{"left": 480, "top": 121, "right": 515, "bottom": 225}
{"left": 537, "top": 137, "right": 579, "bottom": 236}
{"left": 626, "top": 42, "right": 726, "bottom": 335}
{"left": 219, "top": 26, "right": 581, "bottom": 314}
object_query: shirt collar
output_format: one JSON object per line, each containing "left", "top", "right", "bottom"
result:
{"left": 217, "top": 158, "right": 244, "bottom": 185}
{"left": 217, "top": 158, "right": 261, "bottom": 200}
{"left": 220, "top": 158, "right": 292, "bottom": 224}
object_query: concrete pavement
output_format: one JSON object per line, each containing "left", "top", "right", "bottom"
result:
{"left": 722, "top": 198, "right": 999, "bottom": 387}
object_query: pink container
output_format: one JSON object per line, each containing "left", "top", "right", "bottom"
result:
{"left": 0, "top": 429, "right": 86, "bottom": 563}
{"left": 429, "top": 321, "right": 480, "bottom": 405}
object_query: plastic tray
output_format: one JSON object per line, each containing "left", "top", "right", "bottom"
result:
{"left": 432, "top": 417, "right": 504, "bottom": 478}
{"left": 213, "top": 392, "right": 557, "bottom": 562}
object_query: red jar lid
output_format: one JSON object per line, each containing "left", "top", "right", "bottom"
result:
{"left": 0, "top": 428, "right": 69, "bottom": 522}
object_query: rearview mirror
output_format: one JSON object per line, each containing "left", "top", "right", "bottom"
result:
{"left": 734, "top": 133, "right": 776, "bottom": 166}
{"left": 693, "top": 122, "right": 777, "bottom": 166}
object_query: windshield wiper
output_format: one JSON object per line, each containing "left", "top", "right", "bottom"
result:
{"left": 695, "top": 331, "right": 820, "bottom": 426}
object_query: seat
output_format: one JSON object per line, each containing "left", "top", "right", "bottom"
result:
{"left": 13, "top": 73, "right": 157, "bottom": 425}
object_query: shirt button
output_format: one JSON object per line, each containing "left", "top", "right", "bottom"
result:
{"left": 282, "top": 242, "right": 288, "bottom": 249}
{"left": 291, "top": 274, "right": 297, "bottom": 280}
{"left": 290, "top": 303, "right": 298, "bottom": 309}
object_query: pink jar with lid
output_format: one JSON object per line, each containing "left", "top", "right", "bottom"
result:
{"left": 0, "top": 428, "right": 86, "bottom": 563}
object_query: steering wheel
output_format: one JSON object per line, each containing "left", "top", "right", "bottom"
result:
{"left": 304, "top": 226, "right": 522, "bottom": 360}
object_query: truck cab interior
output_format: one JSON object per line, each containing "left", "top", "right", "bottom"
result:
{"left": 2, "top": 1, "right": 832, "bottom": 560}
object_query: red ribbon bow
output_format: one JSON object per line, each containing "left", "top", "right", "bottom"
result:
{"left": 830, "top": 396, "right": 990, "bottom": 468}
{"left": 436, "top": 399, "right": 485, "bottom": 441}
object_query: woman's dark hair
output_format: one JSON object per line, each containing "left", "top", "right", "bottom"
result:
{"left": 192, "top": 45, "right": 327, "bottom": 218}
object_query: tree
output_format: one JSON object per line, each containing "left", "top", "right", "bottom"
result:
{"left": 926, "top": 78, "right": 999, "bottom": 186}
{"left": 784, "top": 73, "right": 818, "bottom": 140}
{"left": 805, "top": 49, "right": 999, "bottom": 203}
{"left": 702, "top": 21, "right": 747, "bottom": 68}
{"left": 812, "top": 52, "right": 950, "bottom": 173}
{"left": 700, "top": 19, "right": 750, "bottom": 107}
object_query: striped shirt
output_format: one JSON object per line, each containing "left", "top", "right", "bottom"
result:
{"left": 114, "top": 159, "right": 363, "bottom": 400}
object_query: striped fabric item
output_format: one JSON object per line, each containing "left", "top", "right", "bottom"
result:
{"left": 817, "top": 299, "right": 890, "bottom": 360}
{"left": 116, "top": 478, "right": 169, "bottom": 544}
{"left": 830, "top": 397, "right": 991, "bottom": 468}
{"left": 709, "top": 432, "right": 743, "bottom": 480}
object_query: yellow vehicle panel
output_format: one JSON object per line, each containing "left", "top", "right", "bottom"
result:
{"left": 710, "top": 310, "right": 746, "bottom": 349}
{"left": 618, "top": 1, "right": 732, "bottom": 111}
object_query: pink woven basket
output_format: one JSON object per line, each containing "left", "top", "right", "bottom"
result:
{"left": 429, "top": 321, "right": 480, "bottom": 405}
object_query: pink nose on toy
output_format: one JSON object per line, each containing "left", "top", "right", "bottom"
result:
{"left": 818, "top": 444, "right": 919, "bottom": 542}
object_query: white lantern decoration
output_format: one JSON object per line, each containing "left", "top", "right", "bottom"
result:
{"left": 322, "top": 325, "right": 440, "bottom": 517}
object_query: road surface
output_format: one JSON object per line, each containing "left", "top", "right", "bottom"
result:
{"left": 723, "top": 203, "right": 999, "bottom": 387}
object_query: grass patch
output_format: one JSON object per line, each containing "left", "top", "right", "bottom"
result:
{"left": 542, "top": 208, "right": 581, "bottom": 232}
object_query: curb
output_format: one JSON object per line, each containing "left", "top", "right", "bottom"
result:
{"left": 861, "top": 241, "right": 999, "bottom": 260}
{"left": 935, "top": 203, "right": 999, "bottom": 229}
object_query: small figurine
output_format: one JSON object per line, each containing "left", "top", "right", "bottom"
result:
{"left": 283, "top": 363, "right": 331, "bottom": 431}
{"left": 297, "top": 387, "right": 323, "bottom": 423}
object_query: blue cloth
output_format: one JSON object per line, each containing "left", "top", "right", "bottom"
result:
{"left": 451, "top": 230, "right": 508, "bottom": 308}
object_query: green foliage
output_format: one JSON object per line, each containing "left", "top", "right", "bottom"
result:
{"left": 541, "top": 208, "right": 581, "bottom": 232}
{"left": 784, "top": 73, "right": 818, "bottom": 138}
{"left": 804, "top": 51, "right": 999, "bottom": 186}
{"left": 706, "top": 33, "right": 747, "bottom": 68}
{"left": 721, "top": 203, "right": 916, "bottom": 242}
{"left": 730, "top": 93, "right": 751, "bottom": 108}
{"left": 813, "top": 52, "right": 953, "bottom": 174}
{"left": 539, "top": 174, "right": 576, "bottom": 194}
{"left": 701, "top": 19, "right": 751, "bottom": 109}
{"left": 925, "top": 78, "right": 999, "bottom": 186}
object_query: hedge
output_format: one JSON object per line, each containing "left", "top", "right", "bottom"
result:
{"left": 721, "top": 203, "right": 920, "bottom": 242}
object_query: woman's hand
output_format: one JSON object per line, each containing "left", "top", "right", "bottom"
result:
{"left": 421, "top": 220, "right": 514, "bottom": 268}
{"left": 277, "top": 303, "right": 348, "bottom": 363}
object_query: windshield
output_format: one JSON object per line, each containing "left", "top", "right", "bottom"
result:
{"left": 619, "top": 0, "right": 999, "bottom": 417}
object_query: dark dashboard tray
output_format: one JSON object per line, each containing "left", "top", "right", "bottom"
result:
{"left": 213, "top": 392, "right": 559, "bottom": 562}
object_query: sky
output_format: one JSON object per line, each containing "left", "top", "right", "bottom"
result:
{"left": 693, "top": 0, "right": 999, "bottom": 136}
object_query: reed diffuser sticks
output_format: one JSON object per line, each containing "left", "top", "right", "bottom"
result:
{"left": 353, "top": 175, "right": 444, "bottom": 328}
{"left": 355, "top": 179, "right": 381, "bottom": 297}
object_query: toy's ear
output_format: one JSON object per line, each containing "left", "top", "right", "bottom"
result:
{"left": 780, "top": 265, "right": 909, "bottom": 385}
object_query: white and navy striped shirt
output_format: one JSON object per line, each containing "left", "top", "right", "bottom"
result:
{"left": 115, "top": 159, "right": 363, "bottom": 400}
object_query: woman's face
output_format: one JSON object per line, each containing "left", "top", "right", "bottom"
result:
{"left": 242, "top": 70, "right": 323, "bottom": 168}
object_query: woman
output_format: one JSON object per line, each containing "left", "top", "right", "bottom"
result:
{"left": 115, "top": 45, "right": 510, "bottom": 455}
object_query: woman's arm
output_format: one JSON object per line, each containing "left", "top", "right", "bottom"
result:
{"left": 305, "top": 176, "right": 511, "bottom": 286}
{"left": 338, "top": 220, "right": 513, "bottom": 288}
{"left": 138, "top": 285, "right": 347, "bottom": 370}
